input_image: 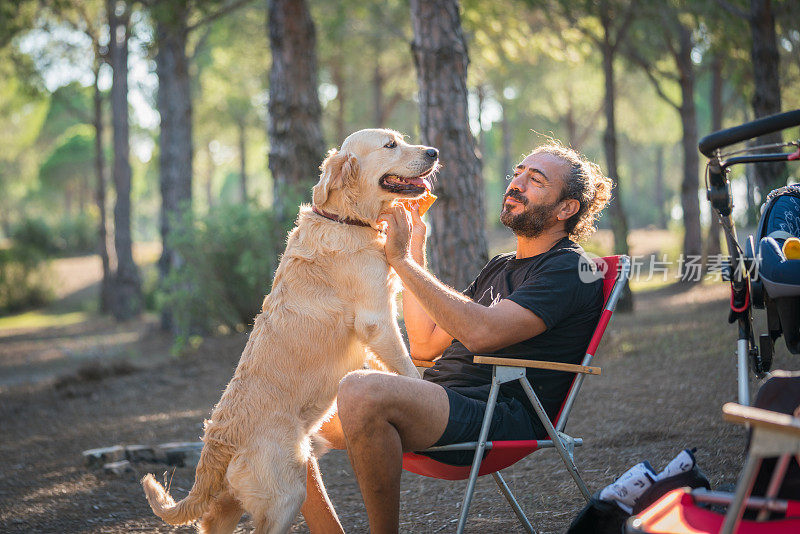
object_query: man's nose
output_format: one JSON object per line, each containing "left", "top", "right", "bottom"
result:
{"left": 508, "top": 174, "right": 526, "bottom": 191}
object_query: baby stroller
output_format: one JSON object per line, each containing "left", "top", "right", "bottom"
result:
{"left": 698, "top": 109, "right": 800, "bottom": 405}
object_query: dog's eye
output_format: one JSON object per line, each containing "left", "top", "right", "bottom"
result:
{"left": 384, "top": 140, "right": 397, "bottom": 149}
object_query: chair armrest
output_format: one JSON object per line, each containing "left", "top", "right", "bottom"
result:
{"left": 411, "top": 358, "right": 436, "bottom": 368}
{"left": 473, "top": 355, "right": 601, "bottom": 375}
{"left": 723, "top": 402, "right": 800, "bottom": 437}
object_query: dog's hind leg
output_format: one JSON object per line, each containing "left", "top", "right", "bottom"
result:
{"left": 247, "top": 470, "right": 305, "bottom": 534}
{"left": 198, "top": 488, "right": 243, "bottom": 534}
{"left": 230, "top": 444, "right": 307, "bottom": 534}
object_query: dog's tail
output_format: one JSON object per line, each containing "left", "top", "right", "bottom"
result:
{"left": 141, "top": 437, "right": 233, "bottom": 525}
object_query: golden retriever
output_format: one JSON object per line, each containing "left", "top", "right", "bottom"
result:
{"left": 141, "top": 129, "right": 439, "bottom": 533}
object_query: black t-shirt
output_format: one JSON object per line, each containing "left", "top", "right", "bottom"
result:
{"left": 422, "top": 237, "right": 603, "bottom": 431}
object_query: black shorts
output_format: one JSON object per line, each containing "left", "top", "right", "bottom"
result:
{"left": 419, "top": 385, "right": 541, "bottom": 466}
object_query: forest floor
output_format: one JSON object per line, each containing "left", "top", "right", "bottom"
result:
{"left": 1, "top": 230, "right": 794, "bottom": 533}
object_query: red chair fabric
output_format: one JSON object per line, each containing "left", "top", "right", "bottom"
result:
{"left": 403, "top": 440, "right": 543, "bottom": 481}
{"left": 402, "top": 255, "right": 624, "bottom": 481}
{"left": 628, "top": 488, "right": 800, "bottom": 534}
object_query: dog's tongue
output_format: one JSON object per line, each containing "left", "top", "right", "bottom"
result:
{"left": 405, "top": 176, "right": 432, "bottom": 191}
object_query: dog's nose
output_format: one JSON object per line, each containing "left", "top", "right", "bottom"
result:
{"left": 425, "top": 148, "right": 438, "bottom": 159}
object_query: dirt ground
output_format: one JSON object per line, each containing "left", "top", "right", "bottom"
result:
{"left": 1, "top": 253, "right": 797, "bottom": 533}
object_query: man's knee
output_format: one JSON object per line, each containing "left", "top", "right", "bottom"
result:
{"left": 338, "top": 371, "right": 392, "bottom": 430}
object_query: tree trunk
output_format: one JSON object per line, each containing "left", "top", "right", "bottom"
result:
{"left": 107, "top": 0, "right": 142, "bottom": 321}
{"left": 267, "top": 0, "right": 324, "bottom": 226}
{"left": 565, "top": 86, "right": 578, "bottom": 148}
{"left": 65, "top": 187, "right": 74, "bottom": 217}
{"left": 749, "top": 0, "right": 786, "bottom": 193}
{"left": 676, "top": 25, "right": 702, "bottom": 281}
{"left": 500, "top": 95, "right": 511, "bottom": 179}
{"left": 599, "top": 31, "right": 632, "bottom": 310}
{"left": 600, "top": 41, "right": 629, "bottom": 258}
{"left": 332, "top": 55, "right": 346, "bottom": 142}
{"left": 705, "top": 55, "right": 723, "bottom": 263}
{"left": 93, "top": 63, "right": 112, "bottom": 313}
{"left": 410, "top": 0, "right": 488, "bottom": 291}
{"left": 373, "top": 58, "right": 384, "bottom": 126}
{"left": 476, "top": 84, "right": 485, "bottom": 159}
{"left": 205, "top": 142, "right": 215, "bottom": 211}
{"left": 155, "top": 2, "right": 193, "bottom": 332}
{"left": 654, "top": 146, "right": 667, "bottom": 230}
{"left": 239, "top": 121, "right": 247, "bottom": 202}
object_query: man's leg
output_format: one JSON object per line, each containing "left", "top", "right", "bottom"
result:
{"left": 301, "top": 412, "right": 347, "bottom": 534}
{"left": 302, "top": 456, "right": 345, "bottom": 534}
{"left": 337, "top": 370, "right": 450, "bottom": 534}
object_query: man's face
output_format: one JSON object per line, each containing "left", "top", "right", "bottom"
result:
{"left": 500, "top": 152, "right": 569, "bottom": 238}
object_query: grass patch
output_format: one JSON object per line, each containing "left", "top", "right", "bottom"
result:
{"left": 0, "top": 310, "right": 91, "bottom": 331}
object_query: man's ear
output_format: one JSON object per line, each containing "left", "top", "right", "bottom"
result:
{"left": 312, "top": 149, "right": 360, "bottom": 206}
{"left": 557, "top": 198, "right": 581, "bottom": 221}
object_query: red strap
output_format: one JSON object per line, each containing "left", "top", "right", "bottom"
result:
{"left": 730, "top": 283, "right": 749, "bottom": 313}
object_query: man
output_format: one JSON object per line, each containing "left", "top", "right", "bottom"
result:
{"left": 302, "top": 141, "right": 613, "bottom": 534}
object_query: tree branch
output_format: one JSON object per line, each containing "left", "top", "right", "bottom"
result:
{"left": 625, "top": 46, "right": 681, "bottom": 111}
{"left": 544, "top": 2, "right": 602, "bottom": 47}
{"left": 186, "top": 0, "right": 254, "bottom": 33}
{"left": 575, "top": 103, "right": 605, "bottom": 148}
{"left": 610, "top": 2, "right": 637, "bottom": 52}
{"left": 189, "top": 24, "right": 213, "bottom": 61}
{"left": 714, "top": 0, "right": 750, "bottom": 21}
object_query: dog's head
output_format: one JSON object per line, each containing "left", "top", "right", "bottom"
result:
{"left": 312, "top": 129, "right": 439, "bottom": 224}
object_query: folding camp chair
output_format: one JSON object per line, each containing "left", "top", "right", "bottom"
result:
{"left": 404, "top": 254, "right": 631, "bottom": 533}
{"left": 626, "top": 403, "right": 800, "bottom": 534}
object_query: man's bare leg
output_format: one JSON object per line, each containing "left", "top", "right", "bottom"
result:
{"left": 337, "top": 370, "right": 450, "bottom": 534}
{"left": 302, "top": 413, "right": 346, "bottom": 534}
{"left": 302, "top": 456, "right": 344, "bottom": 534}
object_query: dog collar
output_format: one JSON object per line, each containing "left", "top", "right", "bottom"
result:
{"left": 312, "top": 206, "right": 373, "bottom": 228}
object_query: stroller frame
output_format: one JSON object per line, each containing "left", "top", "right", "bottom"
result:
{"left": 698, "top": 109, "right": 800, "bottom": 405}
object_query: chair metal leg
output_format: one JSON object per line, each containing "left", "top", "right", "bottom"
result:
{"left": 720, "top": 455, "right": 762, "bottom": 534}
{"left": 456, "top": 376, "right": 501, "bottom": 534}
{"left": 519, "top": 377, "right": 591, "bottom": 501}
{"left": 756, "top": 453, "right": 791, "bottom": 520}
{"left": 492, "top": 471, "right": 535, "bottom": 534}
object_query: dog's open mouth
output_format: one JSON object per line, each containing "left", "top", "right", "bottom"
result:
{"left": 379, "top": 166, "right": 436, "bottom": 196}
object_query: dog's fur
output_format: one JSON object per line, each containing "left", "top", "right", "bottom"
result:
{"left": 142, "top": 129, "right": 438, "bottom": 534}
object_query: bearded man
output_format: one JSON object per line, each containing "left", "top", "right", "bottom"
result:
{"left": 301, "top": 141, "right": 614, "bottom": 534}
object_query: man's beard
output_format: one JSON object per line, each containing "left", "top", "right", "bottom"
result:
{"left": 500, "top": 191, "right": 560, "bottom": 238}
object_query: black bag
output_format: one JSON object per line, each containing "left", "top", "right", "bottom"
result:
{"left": 566, "top": 462, "right": 709, "bottom": 534}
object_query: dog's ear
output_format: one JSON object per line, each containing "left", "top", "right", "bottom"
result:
{"left": 313, "top": 149, "right": 360, "bottom": 206}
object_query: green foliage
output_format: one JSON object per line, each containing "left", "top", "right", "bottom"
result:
{"left": 55, "top": 213, "right": 96, "bottom": 254}
{"left": 11, "top": 214, "right": 97, "bottom": 257}
{"left": 0, "top": 244, "right": 53, "bottom": 315}
{"left": 37, "top": 124, "right": 95, "bottom": 213}
{"left": 11, "top": 217, "right": 58, "bottom": 255}
{"left": 159, "top": 202, "right": 279, "bottom": 340}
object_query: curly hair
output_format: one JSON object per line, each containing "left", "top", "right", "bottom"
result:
{"left": 529, "top": 141, "right": 614, "bottom": 242}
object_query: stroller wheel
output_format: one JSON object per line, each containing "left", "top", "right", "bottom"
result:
{"left": 758, "top": 334, "right": 774, "bottom": 374}
{"left": 750, "top": 335, "right": 774, "bottom": 377}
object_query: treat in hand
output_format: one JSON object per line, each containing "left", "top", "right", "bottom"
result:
{"left": 394, "top": 191, "right": 437, "bottom": 216}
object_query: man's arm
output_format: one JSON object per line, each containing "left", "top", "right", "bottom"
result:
{"left": 401, "top": 208, "right": 454, "bottom": 360}
{"left": 383, "top": 207, "right": 547, "bottom": 354}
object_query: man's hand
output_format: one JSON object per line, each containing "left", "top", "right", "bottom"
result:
{"left": 409, "top": 206, "right": 427, "bottom": 265}
{"left": 380, "top": 205, "right": 414, "bottom": 267}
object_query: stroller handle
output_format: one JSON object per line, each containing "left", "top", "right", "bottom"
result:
{"left": 699, "top": 109, "right": 800, "bottom": 157}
